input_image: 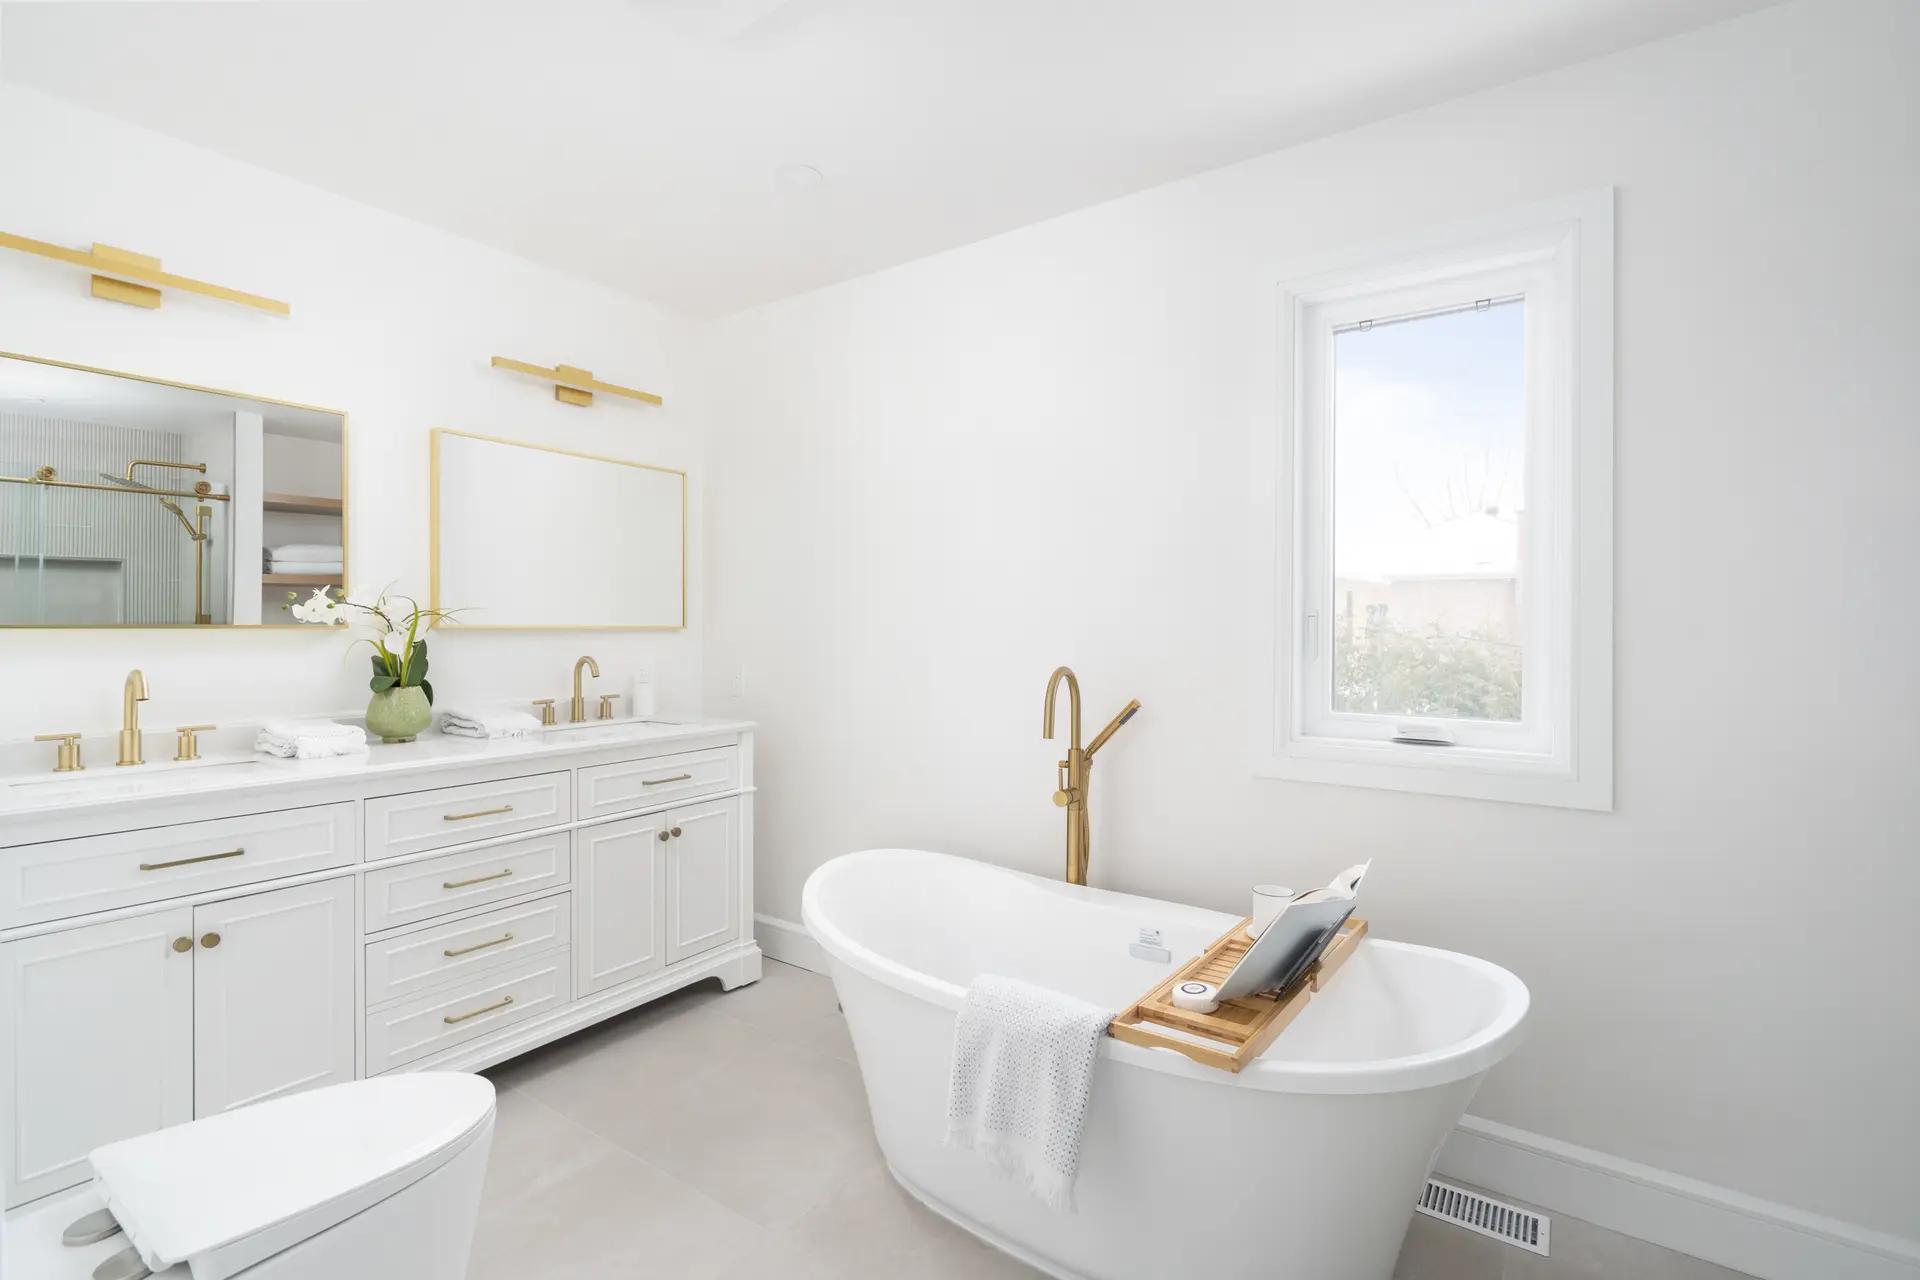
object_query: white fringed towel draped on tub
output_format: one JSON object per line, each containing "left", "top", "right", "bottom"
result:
{"left": 945, "top": 974, "right": 1109, "bottom": 1212}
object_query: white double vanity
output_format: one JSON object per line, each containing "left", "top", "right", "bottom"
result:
{"left": 0, "top": 720, "right": 760, "bottom": 1210}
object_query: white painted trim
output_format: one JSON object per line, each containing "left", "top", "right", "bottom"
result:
{"left": 1438, "top": 1115, "right": 1920, "bottom": 1280}
{"left": 755, "top": 912, "right": 829, "bottom": 973}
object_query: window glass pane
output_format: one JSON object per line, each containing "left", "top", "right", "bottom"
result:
{"left": 1331, "top": 299, "right": 1525, "bottom": 722}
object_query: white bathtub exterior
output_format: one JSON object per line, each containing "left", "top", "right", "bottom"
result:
{"left": 803, "top": 849, "right": 1529, "bottom": 1280}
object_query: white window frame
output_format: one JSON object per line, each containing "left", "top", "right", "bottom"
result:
{"left": 1251, "top": 191, "right": 1613, "bottom": 810}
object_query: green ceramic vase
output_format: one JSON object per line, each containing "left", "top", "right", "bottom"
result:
{"left": 367, "top": 686, "right": 432, "bottom": 744}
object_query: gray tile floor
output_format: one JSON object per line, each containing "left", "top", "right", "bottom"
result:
{"left": 479, "top": 960, "right": 1752, "bottom": 1280}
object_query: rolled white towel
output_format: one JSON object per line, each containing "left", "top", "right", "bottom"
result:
{"left": 439, "top": 708, "right": 541, "bottom": 740}
{"left": 256, "top": 719, "right": 368, "bottom": 760}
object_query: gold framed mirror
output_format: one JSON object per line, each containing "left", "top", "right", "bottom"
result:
{"left": 0, "top": 351, "right": 348, "bottom": 628}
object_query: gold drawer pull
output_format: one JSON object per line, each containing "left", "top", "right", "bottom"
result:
{"left": 139, "top": 847, "right": 245, "bottom": 871}
{"left": 444, "top": 804, "right": 514, "bottom": 822}
{"left": 443, "top": 995, "right": 514, "bottom": 1025}
{"left": 641, "top": 773, "right": 693, "bottom": 786}
{"left": 443, "top": 931, "right": 515, "bottom": 958}
{"left": 443, "top": 868, "right": 514, "bottom": 890}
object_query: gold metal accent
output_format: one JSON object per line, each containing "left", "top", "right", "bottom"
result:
{"left": 641, "top": 773, "right": 693, "bottom": 786}
{"left": 118, "top": 669, "right": 149, "bottom": 766}
{"left": 597, "top": 692, "right": 621, "bottom": 720}
{"left": 0, "top": 350, "right": 350, "bottom": 630}
{"left": 200, "top": 932, "right": 221, "bottom": 949}
{"left": 443, "top": 804, "right": 514, "bottom": 822}
{"left": 570, "top": 655, "right": 600, "bottom": 723}
{"left": 428, "top": 428, "right": 686, "bottom": 632}
{"left": 443, "top": 868, "right": 514, "bottom": 890}
{"left": 140, "top": 847, "right": 245, "bottom": 871}
{"left": 443, "top": 994, "right": 514, "bottom": 1025}
{"left": 173, "top": 724, "right": 216, "bottom": 762}
{"left": 1042, "top": 666, "right": 1140, "bottom": 887}
{"left": 532, "top": 699, "right": 557, "bottom": 726}
{"left": 657, "top": 830, "right": 670, "bottom": 843}
{"left": 669, "top": 826, "right": 682, "bottom": 838}
{"left": 489, "top": 356, "right": 662, "bottom": 408}
{"left": 0, "top": 472, "right": 231, "bottom": 502}
{"left": 0, "top": 232, "right": 289, "bottom": 315}
{"left": 172, "top": 937, "right": 193, "bottom": 954}
{"left": 443, "top": 932, "right": 515, "bottom": 958}
{"left": 33, "top": 732, "right": 85, "bottom": 773}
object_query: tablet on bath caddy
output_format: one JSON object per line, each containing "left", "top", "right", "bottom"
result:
{"left": 1169, "top": 861, "right": 1370, "bottom": 1014}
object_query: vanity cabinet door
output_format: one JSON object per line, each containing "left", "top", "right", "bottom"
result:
{"left": 575, "top": 814, "right": 666, "bottom": 998}
{"left": 0, "top": 907, "right": 195, "bottom": 1208}
{"left": 665, "top": 797, "right": 741, "bottom": 965}
{"left": 192, "top": 878, "right": 355, "bottom": 1118}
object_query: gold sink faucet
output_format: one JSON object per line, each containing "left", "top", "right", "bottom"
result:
{"left": 570, "top": 655, "right": 600, "bottom": 723}
{"left": 118, "top": 668, "right": 150, "bottom": 766}
{"left": 1042, "top": 666, "right": 1140, "bottom": 887}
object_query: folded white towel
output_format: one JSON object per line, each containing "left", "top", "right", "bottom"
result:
{"left": 945, "top": 975, "right": 1109, "bottom": 1212}
{"left": 439, "top": 708, "right": 542, "bottom": 739}
{"left": 268, "top": 543, "right": 343, "bottom": 561}
{"left": 255, "top": 719, "right": 368, "bottom": 760}
{"left": 263, "top": 564, "right": 345, "bottom": 579}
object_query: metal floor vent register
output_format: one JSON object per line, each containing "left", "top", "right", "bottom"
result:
{"left": 1415, "top": 1178, "right": 1551, "bottom": 1256}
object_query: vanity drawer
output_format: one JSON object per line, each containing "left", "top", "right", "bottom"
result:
{"left": 365, "top": 771, "right": 569, "bottom": 862}
{"left": 365, "top": 893, "right": 571, "bottom": 1007}
{"left": 577, "top": 747, "right": 739, "bottom": 820}
{"left": 366, "top": 950, "right": 569, "bottom": 1073}
{"left": 363, "top": 832, "right": 570, "bottom": 933}
{"left": 0, "top": 803, "right": 356, "bottom": 929}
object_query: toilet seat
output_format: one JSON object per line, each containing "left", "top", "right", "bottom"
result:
{"left": 89, "top": 1073, "right": 495, "bottom": 1280}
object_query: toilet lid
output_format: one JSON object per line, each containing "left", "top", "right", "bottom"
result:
{"left": 89, "top": 1073, "right": 495, "bottom": 1280}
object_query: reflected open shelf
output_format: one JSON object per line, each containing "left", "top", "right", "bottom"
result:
{"left": 263, "top": 492, "right": 343, "bottom": 516}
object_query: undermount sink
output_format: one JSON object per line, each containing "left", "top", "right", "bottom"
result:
{"left": 4, "top": 754, "right": 262, "bottom": 798}
{"left": 540, "top": 716, "right": 679, "bottom": 736}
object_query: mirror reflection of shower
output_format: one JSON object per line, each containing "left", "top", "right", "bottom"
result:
{"left": 93, "top": 461, "right": 222, "bottom": 625}
{"left": 0, "top": 352, "right": 347, "bottom": 628}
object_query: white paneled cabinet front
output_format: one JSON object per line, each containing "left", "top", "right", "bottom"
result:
{"left": 191, "top": 878, "right": 356, "bottom": 1117}
{"left": 666, "top": 798, "right": 741, "bottom": 964}
{"left": 0, "top": 908, "right": 194, "bottom": 1207}
{"left": 575, "top": 813, "right": 667, "bottom": 998}
{"left": 0, "top": 723, "right": 759, "bottom": 1209}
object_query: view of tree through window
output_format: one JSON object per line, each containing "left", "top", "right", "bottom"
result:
{"left": 1331, "top": 299, "right": 1526, "bottom": 722}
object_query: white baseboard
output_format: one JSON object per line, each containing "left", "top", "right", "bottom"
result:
{"left": 1438, "top": 1116, "right": 1920, "bottom": 1280}
{"left": 771, "top": 908, "right": 1915, "bottom": 1280}
{"left": 755, "top": 913, "right": 830, "bottom": 973}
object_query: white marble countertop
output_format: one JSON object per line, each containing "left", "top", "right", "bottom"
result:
{"left": 0, "top": 717, "right": 754, "bottom": 820}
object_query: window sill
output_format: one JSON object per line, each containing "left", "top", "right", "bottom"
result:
{"left": 1253, "top": 739, "right": 1611, "bottom": 811}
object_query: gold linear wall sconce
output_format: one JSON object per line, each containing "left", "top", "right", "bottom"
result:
{"left": 490, "top": 356, "right": 663, "bottom": 408}
{"left": 0, "top": 232, "right": 290, "bottom": 316}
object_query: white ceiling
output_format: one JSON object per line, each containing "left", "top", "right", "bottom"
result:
{"left": 1, "top": 0, "right": 1776, "bottom": 319}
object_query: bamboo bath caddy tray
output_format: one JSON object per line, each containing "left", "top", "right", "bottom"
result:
{"left": 1108, "top": 916, "right": 1369, "bottom": 1072}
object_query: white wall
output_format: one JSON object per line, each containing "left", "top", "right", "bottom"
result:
{"left": 700, "top": 0, "right": 1919, "bottom": 1249}
{"left": 0, "top": 82, "right": 704, "bottom": 736}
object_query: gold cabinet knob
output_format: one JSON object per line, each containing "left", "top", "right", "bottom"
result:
{"left": 669, "top": 826, "right": 683, "bottom": 838}
{"left": 172, "top": 937, "right": 193, "bottom": 954}
{"left": 33, "top": 732, "right": 85, "bottom": 774}
{"left": 657, "top": 829, "right": 670, "bottom": 843}
{"left": 174, "top": 723, "right": 216, "bottom": 762}
{"left": 200, "top": 932, "right": 222, "bottom": 949}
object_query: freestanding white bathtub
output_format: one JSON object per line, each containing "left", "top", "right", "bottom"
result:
{"left": 802, "top": 849, "right": 1529, "bottom": 1280}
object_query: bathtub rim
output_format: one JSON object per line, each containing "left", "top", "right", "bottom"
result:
{"left": 802, "top": 847, "right": 1528, "bottom": 1096}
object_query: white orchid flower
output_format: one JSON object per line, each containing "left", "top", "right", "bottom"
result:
{"left": 381, "top": 630, "right": 408, "bottom": 655}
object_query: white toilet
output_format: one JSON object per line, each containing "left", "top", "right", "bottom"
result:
{"left": 3, "top": 1073, "right": 497, "bottom": 1280}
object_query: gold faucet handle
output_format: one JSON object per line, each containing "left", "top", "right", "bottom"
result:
{"left": 531, "top": 699, "right": 557, "bottom": 727}
{"left": 174, "top": 724, "right": 216, "bottom": 762}
{"left": 597, "top": 693, "right": 622, "bottom": 721}
{"left": 34, "top": 732, "right": 85, "bottom": 773}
